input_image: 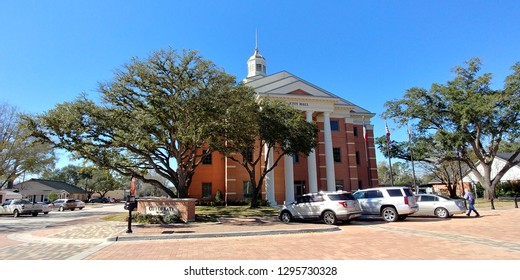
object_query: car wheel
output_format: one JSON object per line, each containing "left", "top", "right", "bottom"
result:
{"left": 13, "top": 209, "right": 20, "bottom": 218}
{"left": 322, "top": 211, "right": 337, "bottom": 225}
{"left": 44, "top": 212, "right": 49, "bottom": 215}
{"left": 381, "top": 207, "right": 398, "bottom": 222}
{"left": 59, "top": 206, "right": 64, "bottom": 212}
{"left": 280, "top": 211, "right": 292, "bottom": 223}
{"left": 435, "top": 207, "right": 449, "bottom": 219}
{"left": 79, "top": 207, "right": 84, "bottom": 210}
{"left": 32, "top": 212, "right": 38, "bottom": 217}
{"left": 71, "top": 208, "right": 75, "bottom": 211}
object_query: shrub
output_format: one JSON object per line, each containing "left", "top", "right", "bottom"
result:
{"left": 129, "top": 212, "right": 179, "bottom": 224}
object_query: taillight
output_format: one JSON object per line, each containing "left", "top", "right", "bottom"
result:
{"left": 338, "top": 201, "right": 348, "bottom": 208}
{"left": 404, "top": 196, "right": 409, "bottom": 205}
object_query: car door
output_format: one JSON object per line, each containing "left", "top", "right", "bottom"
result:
{"left": 292, "top": 196, "right": 311, "bottom": 219}
{"left": 417, "top": 195, "right": 436, "bottom": 215}
{"left": 364, "top": 190, "right": 384, "bottom": 215}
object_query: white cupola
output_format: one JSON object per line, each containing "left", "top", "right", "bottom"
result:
{"left": 246, "top": 32, "right": 266, "bottom": 79}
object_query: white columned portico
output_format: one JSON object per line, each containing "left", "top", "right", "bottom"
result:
{"left": 306, "top": 111, "right": 318, "bottom": 193}
{"left": 283, "top": 155, "right": 295, "bottom": 204}
{"left": 264, "top": 144, "right": 276, "bottom": 205}
{"left": 323, "top": 112, "right": 336, "bottom": 191}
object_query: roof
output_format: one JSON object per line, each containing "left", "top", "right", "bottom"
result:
{"left": 244, "top": 71, "right": 373, "bottom": 115}
{"left": 14, "top": 179, "right": 87, "bottom": 194}
{"left": 495, "top": 153, "right": 520, "bottom": 167}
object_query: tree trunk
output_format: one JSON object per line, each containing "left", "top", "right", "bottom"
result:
{"left": 250, "top": 186, "right": 261, "bottom": 208}
{"left": 515, "top": 194, "right": 518, "bottom": 208}
{"left": 490, "top": 198, "right": 495, "bottom": 210}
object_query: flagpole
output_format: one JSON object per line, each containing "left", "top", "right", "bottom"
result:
{"left": 408, "top": 122, "right": 418, "bottom": 193}
{"left": 363, "top": 117, "right": 371, "bottom": 187}
{"left": 385, "top": 121, "right": 394, "bottom": 186}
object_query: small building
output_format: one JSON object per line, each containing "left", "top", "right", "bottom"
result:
{"left": 0, "top": 190, "right": 23, "bottom": 204}
{"left": 13, "top": 179, "right": 88, "bottom": 202}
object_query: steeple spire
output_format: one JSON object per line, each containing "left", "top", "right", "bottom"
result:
{"left": 246, "top": 31, "right": 266, "bottom": 79}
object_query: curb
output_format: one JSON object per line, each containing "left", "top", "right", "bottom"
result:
{"left": 108, "top": 226, "right": 341, "bottom": 242}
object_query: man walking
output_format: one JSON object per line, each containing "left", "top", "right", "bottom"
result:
{"left": 464, "top": 187, "right": 480, "bottom": 217}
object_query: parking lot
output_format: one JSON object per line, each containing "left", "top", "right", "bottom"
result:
{"left": 0, "top": 204, "right": 519, "bottom": 260}
{"left": 86, "top": 207, "right": 520, "bottom": 260}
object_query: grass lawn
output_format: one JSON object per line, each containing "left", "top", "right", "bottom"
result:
{"left": 102, "top": 205, "right": 280, "bottom": 223}
{"left": 474, "top": 198, "right": 518, "bottom": 209}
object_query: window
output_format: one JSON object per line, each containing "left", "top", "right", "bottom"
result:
{"left": 420, "top": 195, "right": 438, "bottom": 202}
{"left": 353, "top": 127, "right": 358, "bottom": 137}
{"left": 202, "top": 183, "right": 212, "bottom": 199}
{"left": 355, "top": 151, "right": 361, "bottom": 165}
{"left": 293, "top": 154, "right": 299, "bottom": 163}
{"left": 202, "top": 150, "right": 212, "bottom": 164}
{"left": 243, "top": 181, "right": 252, "bottom": 199}
{"left": 387, "top": 189, "right": 403, "bottom": 197}
{"left": 330, "top": 120, "right": 339, "bottom": 131}
{"left": 333, "top": 148, "right": 341, "bottom": 162}
{"left": 244, "top": 148, "right": 254, "bottom": 163}
{"left": 256, "top": 64, "right": 262, "bottom": 71}
{"left": 366, "top": 190, "right": 384, "bottom": 198}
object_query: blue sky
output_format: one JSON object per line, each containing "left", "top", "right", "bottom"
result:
{"left": 1, "top": 0, "right": 520, "bottom": 167}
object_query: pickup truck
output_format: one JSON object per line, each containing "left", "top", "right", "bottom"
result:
{"left": 0, "top": 199, "right": 43, "bottom": 217}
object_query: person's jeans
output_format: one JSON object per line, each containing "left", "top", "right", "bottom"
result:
{"left": 467, "top": 201, "right": 480, "bottom": 216}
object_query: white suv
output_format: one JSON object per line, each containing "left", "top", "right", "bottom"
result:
{"left": 353, "top": 187, "right": 418, "bottom": 222}
{"left": 279, "top": 191, "right": 362, "bottom": 225}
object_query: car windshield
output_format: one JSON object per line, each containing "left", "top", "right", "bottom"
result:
{"left": 327, "top": 193, "right": 355, "bottom": 201}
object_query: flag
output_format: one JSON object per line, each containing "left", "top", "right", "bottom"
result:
{"left": 363, "top": 123, "right": 368, "bottom": 143}
{"left": 385, "top": 122, "right": 391, "bottom": 149}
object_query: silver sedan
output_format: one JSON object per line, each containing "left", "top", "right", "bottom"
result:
{"left": 411, "top": 194, "right": 467, "bottom": 218}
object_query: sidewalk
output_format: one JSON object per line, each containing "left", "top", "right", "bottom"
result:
{"left": 112, "top": 216, "right": 338, "bottom": 241}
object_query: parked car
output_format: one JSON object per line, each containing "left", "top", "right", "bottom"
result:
{"left": 411, "top": 194, "right": 467, "bottom": 218}
{"left": 0, "top": 199, "right": 43, "bottom": 217}
{"left": 74, "top": 200, "right": 85, "bottom": 210}
{"left": 37, "top": 202, "right": 53, "bottom": 214}
{"left": 88, "top": 197, "right": 109, "bottom": 203}
{"left": 279, "top": 191, "right": 362, "bottom": 225}
{"left": 52, "top": 199, "right": 77, "bottom": 211}
{"left": 353, "top": 186, "right": 419, "bottom": 222}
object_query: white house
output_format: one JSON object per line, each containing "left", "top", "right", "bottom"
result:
{"left": 464, "top": 152, "right": 520, "bottom": 185}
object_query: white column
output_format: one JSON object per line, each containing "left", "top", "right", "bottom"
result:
{"left": 323, "top": 112, "right": 336, "bottom": 191}
{"left": 306, "top": 111, "right": 318, "bottom": 193}
{"left": 264, "top": 144, "right": 276, "bottom": 205}
{"left": 284, "top": 154, "right": 295, "bottom": 204}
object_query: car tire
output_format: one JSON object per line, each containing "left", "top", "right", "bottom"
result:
{"left": 322, "top": 211, "right": 337, "bottom": 225}
{"left": 381, "top": 207, "right": 398, "bottom": 222}
{"left": 280, "top": 211, "right": 292, "bottom": 223}
{"left": 32, "top": 212, "right": 38, "bottom": 217}
{"left": 44, "top": 212, "right": 49, "bottom": 215}
{"left": 71, "top": 208, "right": 75, "bottom": 211}
{"left": 13, "top": 209, "right": 20, "bottom": 218}
{"left": 435, "top": 207, "right": 449, "bottom": 219}
{"left": 59, "top": 206, "right": 64, "bottom": 212}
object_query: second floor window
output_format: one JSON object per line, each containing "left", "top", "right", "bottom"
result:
{"left": 333, "top": 148, "right": 341, "bottom": 162}
{"left": 330, "top": 120, "right": 339, "bottom": 131}
{"left": 202, "top": 150, "right": 212, "bottom": 164}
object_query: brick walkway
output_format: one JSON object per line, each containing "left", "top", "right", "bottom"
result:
{"left": 86, "top": 207, "right": 520, "bottom": 260}
{"left": 1, "top": 207, "right": 519, "bottom": 260}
